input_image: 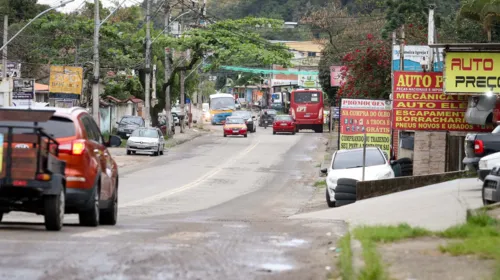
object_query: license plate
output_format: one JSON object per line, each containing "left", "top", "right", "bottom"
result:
{"left": 281, "top": 123, "right": 287, "bottom": 126}
{"left": 304, "top": 114, "right": 310, "bottom": 117}
{"left": 126, "top": 133, "right": 130, "bottom": 137}
{"left": 484, "top": 188, "right": 494, "bottom": 201}
{"left": 233, "top": 130, "right": 239, "bottom": 132}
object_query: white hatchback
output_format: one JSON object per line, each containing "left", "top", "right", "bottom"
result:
{"left": 321, "top": 147, "right": 395, "bottom": 207}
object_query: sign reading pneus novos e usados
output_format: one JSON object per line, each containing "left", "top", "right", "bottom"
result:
{"left": 444, "top": 52, "right": 500, "bottom": 94}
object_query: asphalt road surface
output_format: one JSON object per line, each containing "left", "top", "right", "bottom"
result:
{"left": 0, "top": 124, "right": 346, "bottom": 280}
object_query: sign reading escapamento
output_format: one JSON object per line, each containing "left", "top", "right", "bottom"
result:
{"left": 340, "top": 99, "right": 392, "bottom": 156}
{"left": 393, "top": 71, "right": 492, "bottom": 131}
{"left": 444, "top": 52, "right": 500, "bottom": 94}
{"left": 49, "top": 66, "right": 83, "bottom": 95}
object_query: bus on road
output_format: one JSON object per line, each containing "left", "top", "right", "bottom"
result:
{"left": 209, "top": 93, "right": 236, "bottom": 124}
{"left": 289, "top": 88, "right": 324, "bottom": 133}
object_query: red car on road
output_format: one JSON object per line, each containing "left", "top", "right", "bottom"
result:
{"left": 223, "top": 117, "right": 248, "bottom": 137}
{"left": 273, "top": 115, "right": 296, "bottom": 135}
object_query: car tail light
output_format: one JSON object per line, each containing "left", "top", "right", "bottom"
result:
{"left": 13, "top": 180, "right": 27, "bottom": 187}
{"left": 319, "top": 108, "right": 323, "bottom": 119}
{"left": 474, "top": 139, "right": 484, "bottom": 155}
{"left": 36, "top": 174, "right": 51, "bottom": 181}
{"left": 59, "top": 140, "right": 86, "bottom": 155}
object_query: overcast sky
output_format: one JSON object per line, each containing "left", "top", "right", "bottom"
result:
{"left": 38, "top": 0, "right": 139, "bottom": 13}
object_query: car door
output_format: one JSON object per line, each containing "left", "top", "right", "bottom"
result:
{"left": 79, "top": 116, "right": 101, "bottom": 189}
{"left": 85, "top": 116, "right": 113, "bottom": 201}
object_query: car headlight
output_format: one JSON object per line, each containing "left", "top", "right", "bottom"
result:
{"left": 479, "top": 160, "right": 488, "bottom": 170}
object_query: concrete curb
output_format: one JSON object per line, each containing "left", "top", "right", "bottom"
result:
{"left": 466, "top": 202, "right": 500, "bottom": 220}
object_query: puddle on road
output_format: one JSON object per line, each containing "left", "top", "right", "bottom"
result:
{"left": 260, "top": 263, "right": 294, "bottom": 272}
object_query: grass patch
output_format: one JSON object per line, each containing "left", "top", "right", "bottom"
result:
{"left": 338, "top": 233, "right": 355, "bottom": 280}
{"left": 314, "top": 179, "right": 327, "bottom": 188}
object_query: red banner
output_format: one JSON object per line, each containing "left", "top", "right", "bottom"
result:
{"left": 392, "top": 72, "right": 493, "bottom": 131}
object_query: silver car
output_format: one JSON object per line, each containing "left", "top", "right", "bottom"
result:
{"left": 126, "top": 127, "right": 165, "bottom": 156}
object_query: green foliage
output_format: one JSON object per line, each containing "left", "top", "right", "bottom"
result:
{"left": 103, "top": 74, "right": 144, "bottom": 100}
{"left": 459, "top": 0, "right": 500, "bottom": 41}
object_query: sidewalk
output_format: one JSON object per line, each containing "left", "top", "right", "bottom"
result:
{"left": 109, "top": 125, "right": 209, "bottom": 169}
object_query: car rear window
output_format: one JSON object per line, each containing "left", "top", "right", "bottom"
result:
{"left": 332, "top": 149, "right": 385, "bottom": 169}
{"left": 294, "top": 91, "right": 321, "bottom": 103}
{"left": 232, "top": 111, "right": 251, "bottom": 118}
{"left": 0, "top": 116, "right": 76, "bottom": 138}
{"left": 226, "top": 118, "right": 245, "bottom": 124}
{"left": 132, "top": 129, "right": 158, "bottom": 138}
{"left": 275, "top": 115, "right": 292, "bottom": 121}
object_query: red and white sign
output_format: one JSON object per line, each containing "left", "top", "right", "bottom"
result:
{"left": 330, "top": 66, "right": 343, "bottom": 87}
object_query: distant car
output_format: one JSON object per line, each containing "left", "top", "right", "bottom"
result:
{"left": 478, "top": 152, "right": 500, "bottom": 181}
{"left": 321, "top": 147, "right": 394, "bottom": 208}
{"left": 116, "top": 115, "right": 145, "bottom": 138}
{"left": 126, "top": 127, "right": 165, "bottom": 156}
{"left": 273, "top": 115, "right": 296, "bottom": 135}
{"left": 223, "top": 117, "right": 248, "bottom": 138}
{"left": 231, "top": 110, "right": 256, "bottom": 132}
{"left": 259, "top": 109, "right": 277, "bottom": 126}
{"left": 482, "top": 165, "right": 500, "bottom": 205}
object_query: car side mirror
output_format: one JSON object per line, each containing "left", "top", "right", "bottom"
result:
{"left": 320, "top": 168, "right": 328, "bottom": 175}
{"left": 116, "top": 122, "right": 120, "bottom": 125}
{"left": 107, "top": 135, "right": 122, "bottom": 147}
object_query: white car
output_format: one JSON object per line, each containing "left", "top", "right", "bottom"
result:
{"left": 126, "top": 127, "right": 165, "bottom": 156}
{"left": 321, "top": 147, "right": 395, "bottom": 207}
{"left": 478, "top": 152, "right": 500, "bottom": 181}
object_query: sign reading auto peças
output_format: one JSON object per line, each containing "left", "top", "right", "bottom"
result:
{"left": 444, "top": 52, "right": 500, "bottom": 94}
{"left": 393, "top": 72, "right": 493, "bottom": 132}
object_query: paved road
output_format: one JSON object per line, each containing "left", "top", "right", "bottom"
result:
{"left": 0, "top": 125, "right": 346, "bottom": 280}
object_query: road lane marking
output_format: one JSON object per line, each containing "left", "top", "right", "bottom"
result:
{"left": 120, "top": 141, "right": 260, "bottom": 207}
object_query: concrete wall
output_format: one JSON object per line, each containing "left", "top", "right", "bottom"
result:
{"left": 356, "top": 171, "right": 471, "bottom": 200}
{"left": 413, "top": 131, "right": 446, "bottom": 176}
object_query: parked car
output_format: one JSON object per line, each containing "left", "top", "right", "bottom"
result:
{"left": 126, "top": 127, "right": 165, "bottom": 156}
{"left": 259, "top": 109, "right": 277, "bottom": 127}
{"left": 477, "top": 152, "right": 500, "bottom": 181}
{"left": 0, "top": 106, "right": 122, "bottom": 227}
{"left": 223, "top": 117, "right": 248, "bottom": 137}
{"left": 273, "top": 114, "right": 296, "bottom": 135}
{"left": 463, "top": 126, "right": 500, "bottom": 175}
{"left": 231, "top": 110, "right": 256, "bottom": 132}
{"left": 321, "top": 147, "right": 394, "bottom": 208}
{"left": 117, "top": 115, "right": 145, "bottom": 139}
{"left": 482, "top": 165, "right": 500, "bottom": 205}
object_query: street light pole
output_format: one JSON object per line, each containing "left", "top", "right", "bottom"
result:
{"left": 144, "top": 0, "right": 152, "bottom": 127}
{"left": 163, "top": 1, "right": 173, "bottom": 137}
{"left": 92, "top": 0, "right": 100, "bottom": 123}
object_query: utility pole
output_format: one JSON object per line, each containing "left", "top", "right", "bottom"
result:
{"left": 164, "top": 1, "right": 173, "bottom": 137}
{"left": 92, "top": 0, "right": 100, "bottom": 123}
{"left": 152, "top": 64, "right": 157, "bottom": 105}
{"left": 144, "top": 0, "right": 152, "bottom": 127}
{"left": 428, "top": 4, "right": 436, "bottom": 72}
{"left": 2, "top": 15, "right": 7, "bottom": 79}
{"left": 399, "top": 25, "right": 405, "bottom": 71}
{"left": 179, "top": 2, "right": 186, "bottom": 133}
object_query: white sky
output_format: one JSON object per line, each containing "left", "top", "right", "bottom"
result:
{"left": 38, "top": 0, "right": 139, "bottom": 13}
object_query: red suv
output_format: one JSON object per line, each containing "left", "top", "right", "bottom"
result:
{"left": 0, "top": 107, "right": 122, "bottom": 226}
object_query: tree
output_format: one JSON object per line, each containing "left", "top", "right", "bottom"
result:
{"left": 159, "top": 17, "right": 293, "bottom": 91}
{"left": 381, "top": 0, "right": 429, "bottom": 39}
{"left": 459, "top": 0, "right": 500, "bottom": 41}
{"left": 337, "top": 34, "right": 391, "bottom": 100}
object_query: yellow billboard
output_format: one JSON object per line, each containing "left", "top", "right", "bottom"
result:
{"left": 49, "top": 65, "right": 83, "bottom": 94}
{"left": 444, "top": 52, "right": 500, "bottom": 94}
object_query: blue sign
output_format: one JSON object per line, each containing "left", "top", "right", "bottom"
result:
{"left": 332, "top": 107, "right": 340, "bottom": 119}
{"left": 185, "top": 98, "right": 190, "bottom": 104}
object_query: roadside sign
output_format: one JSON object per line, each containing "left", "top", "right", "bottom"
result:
{"left": 339, "top": 99, "right": 392, "bottom": 156}
{"left": 49, "top": 65, "right": 83, "bottom": 95}
{"left": 13, "top": 79, "right": 34, "bottom": 99}
{"left": 332, "top": 106, "right": 340, "bottom": 119}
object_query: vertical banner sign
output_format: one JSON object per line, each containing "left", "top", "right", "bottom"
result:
{"left": 340, "top": 99, "right": 392, "bottom": 156}
{"left": 392, "top": 71, "right": 494, "bottom": 131}
{"left": 330, "top": 65, "right": 343, "bottom": 87}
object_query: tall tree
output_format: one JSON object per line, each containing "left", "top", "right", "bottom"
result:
{"left": 459, "top": 0, "right": 500, "bottom": 41}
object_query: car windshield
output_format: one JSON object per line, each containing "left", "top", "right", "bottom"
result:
{"left": 275, "top": 115, "right": 292, "bottom": 121}
{"left": 0, "top": 117, "right": 76, "bottom": 138}
{"left": 294, "top": 91, "right": 321, "bottom": 103}
{"left": 232, "top": 111, "right": 251, "bottom": 119}
{"left": 120, "top": 117, "right": 143, "bottom": 126}
{"left": 131, "top": 129, "right": 158, "bottom": 138}
{"left": 332, "top": 149, "right": 386, "bottom": 169}
{"left": 211, "top": 97, "right": 236, "bottom": 110}
{"left": 226, "top": 118, "right": 245, "bottom": 124}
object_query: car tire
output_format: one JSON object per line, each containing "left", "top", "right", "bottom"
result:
{"left": 44, "top": 187, "right": 65, "bottom": 231}
{"left": 273, "top": 131, "right": 276, "bottom": 135}
{"left": 153, "top": 147, "right": 160, "bottom": 156}
{"left": 126, "top": 150, "right": 131, "bottom": 155}
{"left": 334, "top": 192, "right": 357, "bottom": 201}
{"left": 337, "top": 178, "right": 358, "bottom": 187}
{"left": 79, "top": 184, "right": 100, "bottom": 227}
{"left": 224, "top": 134, "right": 227, "bottom": 137}
{"left": 292, "top": 131, "right": 295, "bottom": 135}
{"left": 100, "top": 183, "right": 118, "bottom": 226}
{"left": 335, "top": 184, "right": 357, "bottom": 194}
{"left": 160, "top": 149, "right": 164, "bottom": 155}
{"left": 396, "top": 158, "right": 412, "bottom": 164}
{"left": 325, "top": 189, "right": 336, "bottom": 208}
{"left": 244, "top": 134, "right": 248, "bottom": 138}
{"left": 335, "top": 200, "right": 356, "bottom": 207}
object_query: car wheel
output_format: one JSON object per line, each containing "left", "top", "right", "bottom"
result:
{"left": 273, "top": 131, "right": 276, "bottom": 135}
{"left": 335, "top": 200, "right": 356, "bottom": 207}
{"left": 153, "top": 146, "right": 160, "bottom": 156}
{"left": 335, "top": 184, "right": 356, "bottom": 194}
{"left": 224, "top": 134, "right": 227, "bottom": 137}
{"left": 126, "top": 149, "right": 131, "bottom": 155}
{"left": 325, "top": 189, "right": 335, "bottom": 208}
{"left": 337, "top": 178, "right": 358, "bottom": 188}
{"left": 100, "top": 183, "right": 118, "bottom": 226}
{"left": 334, "top": 192, "right": 357, "bottom": 201}
{"left": 244, "top": 134, "right": 248, "bottom": 138}
{"left": 292, "top": 131, "right": 295, "bottom": 135}
{"left": 44, "top": 187, "right": 65, "bottom": 231}
{"left": 79, "top": 184, "right": 100, "bottom": 227}
{"left": 160, "top": 149, "right": 164, "bottom": 155}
